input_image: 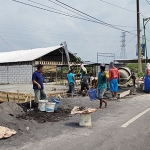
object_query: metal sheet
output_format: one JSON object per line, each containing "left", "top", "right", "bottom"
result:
{"left": 0, "top": 46, "right": 63, "bottom": 63}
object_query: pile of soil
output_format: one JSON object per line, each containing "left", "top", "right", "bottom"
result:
{"left": 17, "top": 107, "right": 72, "bottom": 123}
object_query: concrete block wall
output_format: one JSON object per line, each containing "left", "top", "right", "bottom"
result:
{"left": 0, "top": 66, "right": 8, "bottom": 83}
{"left": 0, "top": 65, "right": 33, "bottom": 84}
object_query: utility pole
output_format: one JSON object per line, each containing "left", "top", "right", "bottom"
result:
{"left": 143, "top": 17, "right": 150, "bottom": 63}
{"left": 137, "top": 0, "right": 142, "bottom": 73}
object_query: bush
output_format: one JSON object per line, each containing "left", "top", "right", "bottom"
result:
{"left": 137, "top": 72, "right": 144, "bottom": 77}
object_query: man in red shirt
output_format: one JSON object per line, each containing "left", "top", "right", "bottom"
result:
{"left": 109, "top": 62, "right": 120, "bottom": 100}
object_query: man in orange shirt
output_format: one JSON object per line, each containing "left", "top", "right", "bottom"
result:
{"left": 109, "top": 62, "right": 120, "bottom": 100}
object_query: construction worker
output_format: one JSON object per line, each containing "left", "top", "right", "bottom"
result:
{"left": 97, "top": 63, "right": 109, "bottom": 110}
{"left": 145, "top": 63, "right": 150, "bottom": 76}
{"left": 79, "top": 63, "right": 87, "bottom": 79}
{"left": 32, "top": 64, "right": 46, "bottom": 104}
{"left": 109, "top": 62, "right": 120, "bottom": 100}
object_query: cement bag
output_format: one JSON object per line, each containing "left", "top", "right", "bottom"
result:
{"left": 0, "top": 126, "right": 17, "bottom": 139}
{"left": 81, "top": 64, "right": 87, "bottom": 72}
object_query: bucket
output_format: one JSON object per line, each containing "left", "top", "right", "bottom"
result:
{"left": 45, "top": 102, "right": 56, "bottom": 112}
{"left": 88, "top": 89, "right": 97, "bottom": 101}
{"left": 38, "top": 100, "right": 48, "bottom": 112}
{"left": 52, "top": 99, "right": 60, "bottom": 110}
{"left": 79, "top": 113, "right": 92, "bottom": 127}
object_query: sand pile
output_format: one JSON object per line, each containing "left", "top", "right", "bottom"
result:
{"left": 0, "top": 102, "right": 31, "bottom": 132}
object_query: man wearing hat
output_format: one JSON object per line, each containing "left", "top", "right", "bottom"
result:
{"left": 97, "top": 63, "right": 109, "bottom": 109}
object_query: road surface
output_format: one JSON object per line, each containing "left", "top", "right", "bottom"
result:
{"left": 18, "top": 94, "right": 150, "bottom": 150}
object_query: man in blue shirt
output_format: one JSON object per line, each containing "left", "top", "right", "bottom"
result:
{"left": 32, "top": 64, "right": 46, "bottom": 104}
{"left": 67, "top": 69, "right": 76, "bottom": 98}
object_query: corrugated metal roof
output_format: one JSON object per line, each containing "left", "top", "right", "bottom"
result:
{"left": 0, "top": 46, "right": 63, "bottom": 63}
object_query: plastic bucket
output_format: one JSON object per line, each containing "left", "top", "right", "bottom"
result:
{"left": 88, "top": 89, "right": 97, "bottom": 101}
{"left": 38, "top": 100, "right": 48, "bottom": 111}
{"left": 45, "top": 102, "right": 56, "bottom": 112}
{"left": 52, "top": 99, "right": 60, "bottom": 110}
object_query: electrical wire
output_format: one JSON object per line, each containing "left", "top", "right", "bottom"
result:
{"left": 11, "top": 0, "right": 150, "bottom": 41}
{"left": 96, "top": 35, "right": 137, "bottom": 62}
{"left": 49, "top": 0, "right": 136, "bottom": 29}
{"left": 12, "top": 0, "right": 129, "bottom": 32}
{"left": 146, "top": 0, "right": 150, "bottom": 5}
{"left": 99, "top": 0, "right": 146, "bottom": 18}
{"left": 52, "top": 0, "right": 135, "bottom": 31}
{"left": 27, "top": 0, "right": 96, "bottom": 22}
{"left": 0, "top": 35, "right": 14, "bottom": 50}
{"left": 146, "top": 28, "right": 150, "bottom": 34}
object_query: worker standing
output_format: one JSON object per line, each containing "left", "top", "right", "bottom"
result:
{"left": 32, "top": 64, "right": 46, "bottom": 105}
{"left": 67, "top": 69, "right": 76, "bottom": 98}
{"left": 145, "top": 63, "right": 150, "bottom": 76}
{"left": 97, "top": 63, "right": 109, "bottom": 110}
{"left": 109, "top": 62, "right": 120, "bottom": 100}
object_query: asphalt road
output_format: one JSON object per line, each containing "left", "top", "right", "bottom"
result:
{"left": 18, "top": 94, "right": 150, "bottom": 150}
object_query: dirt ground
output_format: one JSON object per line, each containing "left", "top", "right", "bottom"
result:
{"left": 17, "top": 107, "right": 72, "bottom": 123}
{"left": 0, "top": 85, "right": 144, "bottom": 150}
{"left": 0, "top": 96, "right": 98, "bottom": 149}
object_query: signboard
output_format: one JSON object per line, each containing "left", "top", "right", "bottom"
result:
{"left": 136, "top": 44, "right": 145, "bottom": 56}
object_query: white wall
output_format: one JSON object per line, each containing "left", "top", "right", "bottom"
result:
{"left": 0, "top": 65, "right": 33, "bottom": 84}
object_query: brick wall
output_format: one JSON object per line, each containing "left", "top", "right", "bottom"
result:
{"left": 0, "top": 65, "right": 33, "bottom": 84}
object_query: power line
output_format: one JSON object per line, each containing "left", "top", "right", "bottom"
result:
{"left": 12, "top": 0, "right": 112, "bottom": 26}
{"left": 99, "top": 0, "right": 146, "bottom": 17}
{"left": 53, "top": 0, "right": 134, "bottom": 31}
{"left": 146, "top": 28, "right": 150, "bottom": 34}
{"left": 114, "top": 35, "right": 136, "bottom": 55}
{"left": 27, "top": 0, "right": 95, "bottom": 22}
{"left": 97, "top": 35, "right": 136, "bottom": 62}
{"left": 12, "top": 0, "right": 131, "bottom": 32}
{"left": 0, "top": 35, "right": 14, "bottom": 50}
{"left": 11, "top": 0, "right": 150, "bottom": 41}
{"left": 99, "top": 0, "right": 136, "bottom": 13}
{"left": 146, "top": 0, "right": 150, "bottom": 5}
{"left": 12, "top": 0, "right": 134, "bottom": 33}
{"left": 49, "top": 0, "right": 136, "bottom": 29}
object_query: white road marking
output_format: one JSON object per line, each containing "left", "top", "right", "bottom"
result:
{"left": 121, "top": 108, "right": 150, "bottom": 128}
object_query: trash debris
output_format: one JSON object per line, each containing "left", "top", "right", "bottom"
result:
{"left": 71, "top": 106, "right": 97, "bottom": 115}
{"left": 0, "top": 126, "right": 17, "bottom": 139}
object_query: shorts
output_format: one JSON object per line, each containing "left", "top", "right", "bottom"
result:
{"left": 81, "top": 82, "right": 89, "bottom": 91}
{"left": 69, "top": 82, "right": 75, "bottom": 94}
{"left": 110, "top": 78, "right": 118, "bottom": 92}
{"left": 34, "top": 89, "right": 46, "bottom": 103}
{"left": 97, "top": 88, "right": 106, "bottom": 99}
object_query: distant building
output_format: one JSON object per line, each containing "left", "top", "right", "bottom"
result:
{"left": 0, "top": 45, "right": 76, "bottom": 84}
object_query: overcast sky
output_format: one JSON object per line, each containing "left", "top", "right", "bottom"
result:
{"left": 0, "top": 0, "right": 150, "bottom": 63}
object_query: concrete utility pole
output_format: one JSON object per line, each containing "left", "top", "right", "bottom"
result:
{"left": 143, "top": 17, "right": 150, "bottom": 63}
{"left": 137, "top": 0, "right": 142, "bottom": 73}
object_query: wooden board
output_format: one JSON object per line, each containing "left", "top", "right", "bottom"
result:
{"left": 0, "top": 91, "right": 67, "bottom": 103}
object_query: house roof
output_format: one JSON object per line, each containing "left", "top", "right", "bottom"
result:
{"left": 0, "top": 46, "right": 64, "bottom": 63}
{"left": 114, "top": 59, "right": 148, "bottom": 63}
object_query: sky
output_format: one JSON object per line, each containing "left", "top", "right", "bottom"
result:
{"left": 0, "top": 0, "right": 150, "bottom": 63}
